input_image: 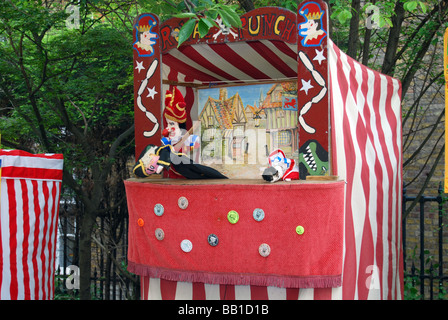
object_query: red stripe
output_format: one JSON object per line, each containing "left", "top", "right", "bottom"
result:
{"left": 0, "top": 150, "right": 63, "bottom": 160}
{"left": 220, "top": 284, "right": 235, "bottom": 300}
{"left": 47, "top": 182, "right": 59, "bottom": 299}
{"left": 333, "top": 44, "right": 357, "bottom": 300}
{"left": 160, "top": 278, "right": 177, "bottom": 300}
{"left": 32, "top": 180, "right": 41, "bottom": 299}
{"left": 163, "top": 54, "right": 220, "bottom": 83}
{"left": 383, "top": 76, "right": 396, "bottom": 299}
{"left": 20, "top": 179, "right": 31, "bottom": 300}
{"left": 193, "top": 282, "right": 206, "bottom": 300}
{"left": 384, "top": 76, "right": 403, "bottom": 299}
{"left": 247, "top": 41, "right": 296, "bottom": 78}
{"left": 371, "top": 71, "right": 387, "bottom": 298}
{"left": 1, "top": 167, "right": 62, "bottom": 181}
{"left": 314, "top": 288, "right": 332, "bottom": 300}
{"left": 210, "top": 43, "right": 270, "bottom": 80}
{"left": 270, "top": 40, "right": 298, "bottom": 61}
{"left": 286, "top": 288, "right": 299, "bottom": 300}
{"left": 352, "top": 56, "right": 374, "bottom": 301}
{"left": 178, "top": 46, "right": 240, "bottom": 82}
{"left": 167, "top": 66, "right": 179, "bottom": 83}
{"left": 250, "top": 285, "right": 269, "bottom": 300}
{"left": 39, "top": 181, "right": 50, "bottom": 299}
{"left": 7, "top": 179, "right": 18, "bottom": 300}
{"left": 0, "top": 181, "right": 3, "bottom": 294}
{"left": 142, "top": 276, "right": 150, "bottom": 299}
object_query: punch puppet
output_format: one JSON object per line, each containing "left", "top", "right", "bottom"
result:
{"left": 133, "top": 87, "right": 227, "bottom": 180}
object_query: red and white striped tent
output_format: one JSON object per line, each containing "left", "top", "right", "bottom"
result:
{"left": 129, "top": 0, "right": 403, "bottom": 300}
{"left": 0, "top": 149, "right": 64, "bottom": 300}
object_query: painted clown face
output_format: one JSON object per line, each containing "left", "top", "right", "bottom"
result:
{"left": 165, "top": 119, "right": 182, "bottom": 143}
{"left": 140, "top": 30, "right": 157, "bottom": 48}
{"left": 299, "top": 19, "right": 319, "bottom": 37}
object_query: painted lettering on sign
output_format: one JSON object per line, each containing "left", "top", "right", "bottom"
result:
{"left": 160, "top": 8, "right": 297, "bottom": 53}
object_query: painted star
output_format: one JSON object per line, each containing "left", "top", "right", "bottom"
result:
{"left": 300, "top": 79, "right": 314, "bottom": 95}
{"left": 135, "top": 60, "right": 145, "bottom": 73}
{"left": 146, "top": 86, "right": 157, "bottom": 99}
{"left": 313, "top": 49, "right": 326, "bottom": 65}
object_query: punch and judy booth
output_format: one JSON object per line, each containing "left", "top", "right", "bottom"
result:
{"left": 0, "top": 150, "right": 63, "bottom": 299}
{"left": 125, "top": 0, "right": 403, "bottom": 300}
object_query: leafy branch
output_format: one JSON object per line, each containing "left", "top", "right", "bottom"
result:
{"left": 174, "top": 0, "right": 242, "bottom": 47}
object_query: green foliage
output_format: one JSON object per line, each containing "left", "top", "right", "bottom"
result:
{"left": 173, "top": 0, "right": 242, "bottom": 47}
{"left": 0, "top": 1, "right": 134, "bottom": 159}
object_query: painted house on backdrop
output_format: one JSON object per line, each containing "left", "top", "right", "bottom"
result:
{"left": 260, "top": 82, "right": 298, "bottom": 157}
{"left": 245, "top": 87, "right": 267, "bottom": 130}
{"left": 199, "top": 88, "right": 248, "bottom": 160}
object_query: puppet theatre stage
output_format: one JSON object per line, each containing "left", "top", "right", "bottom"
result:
{"left": 125, "top": 1, "right": 403, "bottom": 300}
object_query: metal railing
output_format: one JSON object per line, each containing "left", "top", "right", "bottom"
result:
{"left": 402, "top": 182, "right": 448, "bottom": 300}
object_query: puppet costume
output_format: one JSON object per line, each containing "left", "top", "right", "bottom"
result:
{"left": 133, "top": 144, "right": 227, "bottom": 179}
{"left": 262, "top": 149, "right": 299, "bottom": 182}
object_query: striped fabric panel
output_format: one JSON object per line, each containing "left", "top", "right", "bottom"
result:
{"left": 162, "top": 40, "right": 298, "bottom": 85}
{"left": 328, "top": 40, "right": 403, "bottom": 300}
{"left": 0, "top": 150, "right": 63, "bottom": 300}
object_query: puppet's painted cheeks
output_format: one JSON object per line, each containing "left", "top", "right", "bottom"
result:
{"left": 145, "top": 155, "right": 160, "bottom": 175}
{"left": 146, "top": 165, "right": 158, "bottom": 174}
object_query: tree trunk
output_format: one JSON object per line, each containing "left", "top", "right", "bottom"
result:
{"left": 79, "top": 209, "right": 96, "bottom": 300}
{"left": 238, "top": 0, "right": 255, "bottom": 12}
{"left": 381, "top": 1, "right": 405, "bottom": 76}
{"left": 346, "top": 0, "right": 360, "bottom": 59}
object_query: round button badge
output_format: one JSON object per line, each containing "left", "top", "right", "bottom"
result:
{"left": 178, "top": 196, "right": 188, "bottom": 210}
{"left": 180, "top": 239, "right": 193, "bottom": 253}
{"left": 207, "top": 234, "right": 219, "bottom": 247}
{"left": 253, "top": 208, "right": 265, "bottom": 222}
{"left": 154, "top": 203, "right": 164, "bottom": 216}
{"left": 227, "top": 210, "right": 239, "bottom": 224}
{"left": 137, "top": 218, "right": 144, "bottom": 227}
{"left": 259, "top": 243, "right": 271, "bottom": 257}
{"left": 155, "top": 228, "right": 165, "bottom": 240}
{"left": 296, "top": 225, "right": 305, "bottom": 235}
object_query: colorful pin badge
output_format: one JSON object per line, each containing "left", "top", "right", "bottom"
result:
{"left": 296, "top": 225, "right": 305, "bottom": 235}
{"left": 259, "top": 243, "right": 271, "bottom": 257}
{"left": 227, "top": 210, "right": 239, "bottom": 224}
{"left": 178, "top": 196, "right": 188, "bottom": 209}
{"left": 154, "top": 203, "right": 164, "bottom": 216}
{"left": 137, "top": 218, "right": 145, "bottom": 227}
{"left": 180, "top": 239, "right": 193, "bottom": 253}
{"left": 207, "top": 234, "right": 219, "bottom": 247}
{"left": 155, "top": 228, "right": 164, "bottom": 240}
{"left": 253, "top": 208, "right": 265, "bottom": 221}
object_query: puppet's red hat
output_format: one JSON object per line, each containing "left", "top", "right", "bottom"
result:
{"left": 163, "top": 87, "right": 187, "bottom": 124}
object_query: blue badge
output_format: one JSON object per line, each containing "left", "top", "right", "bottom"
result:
{"left": 253, "top": 208, "right": 265, "bottom": 222}
{"left": 154, "top": 203, "right": 164, "bottom": 216}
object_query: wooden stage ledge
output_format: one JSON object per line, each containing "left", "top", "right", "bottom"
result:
{"left": 126, "top": 176, "right": 341, "bottom": 185}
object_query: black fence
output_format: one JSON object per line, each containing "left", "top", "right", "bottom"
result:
{"left": 55, "top": 213, "right": 140, "bottom": 300}
{"left": 402, "top": 183, "right": 448, "bottom": 300}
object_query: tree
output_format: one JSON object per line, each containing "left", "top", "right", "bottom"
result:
{"left": 0, "top": 0, "right": 136, "bottom": 299}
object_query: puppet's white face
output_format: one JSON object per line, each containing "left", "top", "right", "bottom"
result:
{"left": 166, "top": 119, "right": 182, "bottom": 142}
{"left": 299, "top": 19, "right": 318, "bottom": 36}
{"left": 140, "top": 30, "right": 157, "bottom": 47}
